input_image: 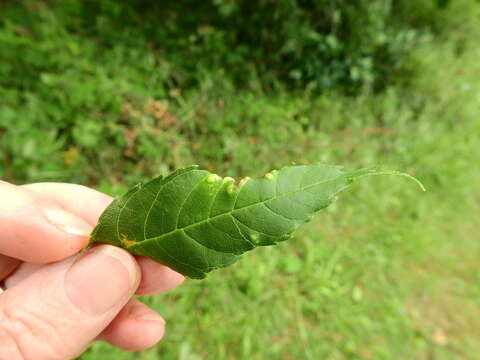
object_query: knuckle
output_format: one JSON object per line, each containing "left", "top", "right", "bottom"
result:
{"left": 0, "top": 296, "right": 68, "bottom": 360}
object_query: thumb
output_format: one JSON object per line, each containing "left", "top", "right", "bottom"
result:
{"left": 0, "top": 181, "right": 93, "bottom": 263}
{"left": 0, "top": 245, "right": 140, "bottom": 360}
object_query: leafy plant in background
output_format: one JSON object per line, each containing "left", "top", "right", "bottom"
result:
{"left": 0, "top": 0, "right": 473, "bottom": 187}
{"left": 90, "top": 164, "right": 424, "bottom": 278}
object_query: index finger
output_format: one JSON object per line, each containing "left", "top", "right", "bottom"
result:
{"left": 0, "top": 182, "right": 93, "bottom": 263}
{"left": 21, "top": 183, "right": 113, "bottom": 226}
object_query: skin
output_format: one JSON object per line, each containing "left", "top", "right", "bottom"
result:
{"left": 0, "top": 181, "right": 185, "bottom": 359}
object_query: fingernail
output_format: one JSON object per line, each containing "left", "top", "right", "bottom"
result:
{"left": 65, "top": 245, "right": 139, "bottom": 315}
{"left": 42, "top": 207, "right": 92, "bottom": 236}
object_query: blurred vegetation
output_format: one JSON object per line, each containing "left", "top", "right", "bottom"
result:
{"left": 1, "top": 0, "right": 477, "bottom": 186}
{"left": 1, "top": 0, "right": 480, "bottom": 359}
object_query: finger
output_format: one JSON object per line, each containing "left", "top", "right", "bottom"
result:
{"left": 0, "top": 245, "right": 140, "bottom": 360}
{"left": 0, "top": 182, "right": 92, "bottom": 263}
{"left": 135, "top": 256, "right": 185, "bottom": 296}
{"left": 3, "top": 263, "right": 41, "bottom": 288}
{"left": 21, "top": 183, "right": 113, "bottom": 226}
{"left": 97, "top": 298, "right": 165, "bottom": 351}
{"left": 5, "top": 257, "right": 185, "bottom": 297}
{"left": 0, "top": 254, "right": 20, "bottom": 281}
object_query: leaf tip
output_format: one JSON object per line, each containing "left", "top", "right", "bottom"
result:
{"left": 348, "top": 168, "right": 426, "bottom": 192}
{"left": 375, "top": 170, "right": 427, "bottom": 192}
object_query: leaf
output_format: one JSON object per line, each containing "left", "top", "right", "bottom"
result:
{"left": 90, "top": 164, "right": 424, "bottom": 279}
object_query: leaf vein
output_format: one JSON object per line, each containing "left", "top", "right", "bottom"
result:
{"left": 182, "top": 230, "right": 213, "bottom": 267}
{"left": 149, "top": 237, "right": 203, "bottom": 276}
{"left": 262, "top": 202, "right": 298, "bottom": 221}
{"left": 143, "top": 170, "right": 197, "bottom": 240}
{"left": 207, "top": 182, "right": 225, "bottom": 217}
{"left": 116, "top": 184, "right": 141, "bottom": 244}
{"left": 230, "top": 216, "right": 251, "bottom": 244}
{"left": 208, "top": 219, "right": 244, "bottom": 241}
{"left": 174, "top": 174, "right": 210, "bottom": 228}
{"left": 231, "top": 213, "right": 278, "bottom": 237}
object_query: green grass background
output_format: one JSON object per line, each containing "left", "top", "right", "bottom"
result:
{"left": 1, "top": 1, "right": 480, "bottom": 359}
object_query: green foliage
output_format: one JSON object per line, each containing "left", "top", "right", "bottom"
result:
{"left": 1, "top": 0, "right": 479, "bottom": 186}
{"left": 0, "top": 0, "right": 450, "bottom": 92}
{"left": 92, "top": 164, "right": 420, "bottom": 278}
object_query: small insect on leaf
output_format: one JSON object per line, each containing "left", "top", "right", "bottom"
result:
{"left": 89, "top": 164, "right": 424, "bottom": 279}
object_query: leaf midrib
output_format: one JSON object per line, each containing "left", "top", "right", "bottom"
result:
{"left": 126, "top": 173, "right": 349, "bottom": 250}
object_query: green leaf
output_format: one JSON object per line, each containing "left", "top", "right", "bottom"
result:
{"left": 90, "top": 164, "right": 424, "bottom": 279}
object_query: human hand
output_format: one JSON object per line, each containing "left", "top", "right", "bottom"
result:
{"left": 0, "top": 181, "right": 184, "bottom": 359}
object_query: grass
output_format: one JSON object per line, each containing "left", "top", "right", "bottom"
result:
{"left": 81, "top": 33, "right": 480, "bottom": 359}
